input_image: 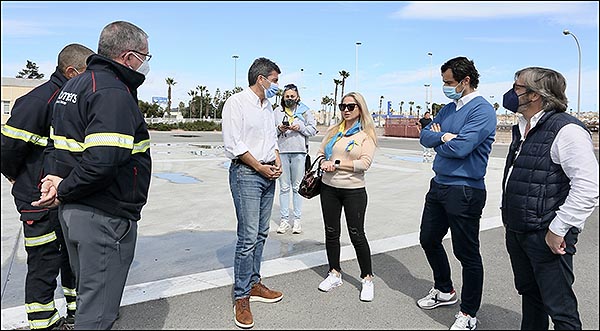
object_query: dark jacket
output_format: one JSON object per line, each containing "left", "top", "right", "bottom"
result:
{"left": 1, "top": 69, "right": 67, "bottom": 211}
{"left": 49, "top": 54, "right": 152, "bottom": 221}
{"left": 501, "top": 110, "right": 588, "bottom": 233}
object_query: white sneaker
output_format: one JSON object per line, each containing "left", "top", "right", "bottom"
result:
{"left": 318, "top": 272, "right": 343, "bottom": 292}
{"left": 276, "top": 220, "right": 291, "bottom": 234}
{"left": 417, "top": 287, "right": 458, "bottom": 309}
{"left": 360, "top": 278, "right": 374, "bottom": 302}
{"left": 450, "top": 311, "right": 477, "bottom": 330}
{"left": 292, "top": 220, "right": 302, "bottom": 234}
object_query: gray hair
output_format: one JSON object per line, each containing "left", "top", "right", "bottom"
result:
{"left": 97, "top": 21, "right": 148, "bottom": 60}
{"left": 247, "top": 57, "right": 280, "bottom": 86}
{"left": 515, "top": 67, "right": 568, "bottom": 112}
{"left": 57, "top": 43, "right": 94, "bottom": 74}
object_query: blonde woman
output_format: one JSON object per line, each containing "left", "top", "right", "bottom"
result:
{"left": 315, "top": 92, "right": 378, "bottom": 301}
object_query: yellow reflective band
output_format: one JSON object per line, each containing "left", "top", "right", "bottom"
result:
{"left": 25, "top": 301, "right": 56, "bottom": 313}
{"left": 51, "top": 127, "right": 148, "bottom": 154}
{"left": 51, "top": 128, "right": 85, "bottom": 152}
{"left": 24, "top": 231, "right": 57, "bottom": 247}
{"left": 85, "top": 132, "right": 134, "bottom": 149}
{"left": 132, "top": 139, "right": 150, "bottom": 154}
{"left": 67, "top": 301, "right": 77, "bottom": 310}
{"left": 1, "top": 124, "right": 48, "bottom": 147}
{"left": 29, "top": 311, "right": 60, "bottom": 329}
{"left": 62, "top": 286, "right": 77, "bottom": 297}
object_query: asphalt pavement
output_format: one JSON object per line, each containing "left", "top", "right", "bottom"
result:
{"left": 1, "top": 131, "right": 598, "bottom": 330}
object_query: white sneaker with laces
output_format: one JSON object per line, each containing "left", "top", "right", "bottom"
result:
{"left": 292, "top": 220, "right": 302, "bottom": 234}
{"left": 318, "top": 272, "right": 342, "bottom": 292}
{"left": 417, "top": 287, "right": 458, "bottom": 309}
{"left": 450, "top": 311, "right": 477, "bottom": 330}
{"left": 276, "top": 220, "right": 291, "bottom": 234}
{"left": 360, "top": 278, "right": 374, "bottom": 302}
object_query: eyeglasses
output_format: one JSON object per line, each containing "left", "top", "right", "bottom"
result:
{"left": 338, "top": 103, "right": 359, "bottom": 112}
{"left": 129, "top": 50, "right": 152, "bottom": 62}
{"left": 284, "top": 84, "right": 298, "bottom": 91}
{"left": 513, "top": 83, "right": 529, "bottom": 91}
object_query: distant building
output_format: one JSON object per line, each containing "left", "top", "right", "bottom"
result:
{"left": 1, "top": 77, "right": 48, "bottom": 125}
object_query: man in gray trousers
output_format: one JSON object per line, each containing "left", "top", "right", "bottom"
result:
{"left": 33, "top": 20, "right": 152, "bottom": 330}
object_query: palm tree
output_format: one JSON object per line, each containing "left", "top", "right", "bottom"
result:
{"left": 339, "top": 70, "right": 350, "bottom": 97}
{"left": 165, "top": 77, "right": 177, "bottom": 118}
{"left": 321, "top": 95, "right": 334, "bottom": 125}
{"left": 409, "top": 101, "right": 415, "bottom": 116}
{"left": 274, "top": 88, "right": 284, "bottom": 109}
{"left": 416, "top": 105, "right": 422, "bottom": 118}
{"left": 331, "top": 79, "right": 342, "bottom": 126}
{"left": 188, "top": 90, "right": 198, "bottom": 118}
{"left": 197, "top": 85, "right": 207, "bottom": 118}
{"left": 400, "top": 101, "right": 404, "bottom": 115}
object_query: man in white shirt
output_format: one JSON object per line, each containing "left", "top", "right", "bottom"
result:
{"left": 222, "top": 57, "right": 284, "bottom": 329}
{"left": 501, "top": 66, "right": 599, "bottom": 330}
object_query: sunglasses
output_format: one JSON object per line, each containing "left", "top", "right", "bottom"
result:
{"left": 338, "top": 103, "right": 359, "bottom": 112}
{"left": 284, "top": 84, "right": 298, "bottom": 91}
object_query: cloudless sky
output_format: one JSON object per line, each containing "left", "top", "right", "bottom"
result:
{"left": 2, "top": 1, "right": 598, "bottom": 115}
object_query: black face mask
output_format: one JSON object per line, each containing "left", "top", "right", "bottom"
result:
{"left": 284, "top": 99, "right": 297, "bottom": 108}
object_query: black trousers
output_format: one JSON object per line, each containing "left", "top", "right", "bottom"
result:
{"left": 319, "top": 183, "right": 372, "bottom": 278}
{"left": 19, "top": 206, "right": 76, "bottom": 329}
{"left": 505, "top": 227, "right": 582, "bottom": 330}
{"left": 419, "top": 179, "right": 486, "bottom": 317}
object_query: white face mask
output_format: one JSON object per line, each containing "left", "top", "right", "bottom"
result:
{"left": 130, "top": 52, "right": 151, "bottom": 76}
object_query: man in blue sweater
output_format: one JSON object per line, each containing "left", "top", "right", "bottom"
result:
{"left": 417, "top": 56, "right": 496, "bottom": 330}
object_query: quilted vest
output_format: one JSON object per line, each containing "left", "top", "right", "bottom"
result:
{"left": 501, "top": 110, "right": 588, "bottom": 233}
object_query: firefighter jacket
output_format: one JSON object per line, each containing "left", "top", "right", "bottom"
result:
{"left": 1, "top": 69, "right": 67, "bottom": 209}
{"left": 48, "top": 54, "right": 152, "bottom": 221}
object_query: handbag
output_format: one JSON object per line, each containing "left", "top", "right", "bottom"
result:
{"left": 299, "top": 155, "right": 324, "bottom": 199}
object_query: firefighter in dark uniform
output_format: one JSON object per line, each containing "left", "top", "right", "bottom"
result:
{"left": 1, "top": 43, "right": 94, "bottom": 330}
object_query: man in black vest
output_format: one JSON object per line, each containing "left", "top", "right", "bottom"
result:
{"left": 501, "top": 67, "right": 599, "bottom": 330}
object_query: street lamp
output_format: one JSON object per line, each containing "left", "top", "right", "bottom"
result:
{"left": 424, "top": 84, "right": 430, "bottom": 113}
{"left": 355, "top": 41, "right": 362, "bottom": 91}
{"left": 427, "top": 52, "right": 433, "bottom": 110}
{"left": 563, "top": 29, "right": 581, "bottom": 118}
{"left": 232, "top": 55, "right": 239, "bottom": 89}
{"left": 378, "top": 95, "right": 384, "bottom": 127}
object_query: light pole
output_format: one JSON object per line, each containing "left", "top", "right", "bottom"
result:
{"left": 319, "top": 72, "right": 323, "bottom": 113}
{"left": 563, "top": 29, "right": 581, "bottom": 118}
{"left": 355, "top": 41, "right": 362, "bottom": 91}
{"left": 427, "top": 52, "right": 433, "bottom": 110}
{"left": 378, "top": 95, "right": 384, "bottom": 127}
{"left": 232, "top": 55, "right": 239, "bottom": 89}
{"left": 424, "top": 84, "right": 430, "bottom": 113}
{"left": 300, "top": 68, "right": 304, "bottom": 90}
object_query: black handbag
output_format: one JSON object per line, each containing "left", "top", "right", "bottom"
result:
{"left": 299, "top": 155, "right": 324, "bottom": 199}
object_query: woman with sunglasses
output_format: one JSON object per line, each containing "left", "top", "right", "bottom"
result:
{"left": 273, "top": 84, "right": 318, "bottom": 234}
{"left": 315, "top": 92, "right": 378, "bottom": 302}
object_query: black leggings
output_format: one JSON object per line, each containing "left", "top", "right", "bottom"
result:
{"left": 319, "top": 183, "right": 372, "bottom": 278}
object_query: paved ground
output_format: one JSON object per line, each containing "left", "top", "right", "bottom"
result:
{"left": 1, "top": 130, "right": 598, "bottom": 330}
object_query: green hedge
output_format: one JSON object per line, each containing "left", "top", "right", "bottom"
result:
{"left": 147, "top": 120, "right": 222, "bottom": 131}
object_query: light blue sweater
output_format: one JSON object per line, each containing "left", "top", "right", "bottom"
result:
{"left": 420, "top": 96, "right": 496, "bottom": 189}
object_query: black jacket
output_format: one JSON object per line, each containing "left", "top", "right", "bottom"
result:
{"left": 49, "top": 54, "right": 152, "bottom": 221}
{"left": 1, "top": 69, "right": 67, "bottom": 211}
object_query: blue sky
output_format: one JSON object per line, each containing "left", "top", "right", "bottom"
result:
{"left": 2, "top": 1, "right": 598, "bottom": 115}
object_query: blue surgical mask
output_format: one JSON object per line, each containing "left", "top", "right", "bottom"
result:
{"left": 443, "top": 80, "right": 464, "bottom": 100}
{"left": 502, "top": 88, "right": 531, "bottom": 113}
{"left": 261, "top": 77, "right": 279, "bottom": 98}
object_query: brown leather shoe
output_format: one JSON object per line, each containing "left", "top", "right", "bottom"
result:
{"left": 250, "top": 281, "right": 283, "bottom": 303}
{"left": 234, "top": 297, "right": 254, "bottom": 329}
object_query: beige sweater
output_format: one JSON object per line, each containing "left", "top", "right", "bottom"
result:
{"left": 317, "top": 131, "right": 376, "bottom": 189}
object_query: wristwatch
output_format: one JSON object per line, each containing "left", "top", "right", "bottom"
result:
{"left": 334, "top": 159, "right": 341, "bottom": 169}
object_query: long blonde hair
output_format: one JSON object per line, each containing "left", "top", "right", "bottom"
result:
{"left": 324, "top": 92, "right": 378, "bottom": 146}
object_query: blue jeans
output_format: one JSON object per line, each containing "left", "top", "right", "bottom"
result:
{"left": 229, "top": 163, "right": 275, "bottom": 299}
{"left": 278, "top": 153, "right": 305, "bottom": 221}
